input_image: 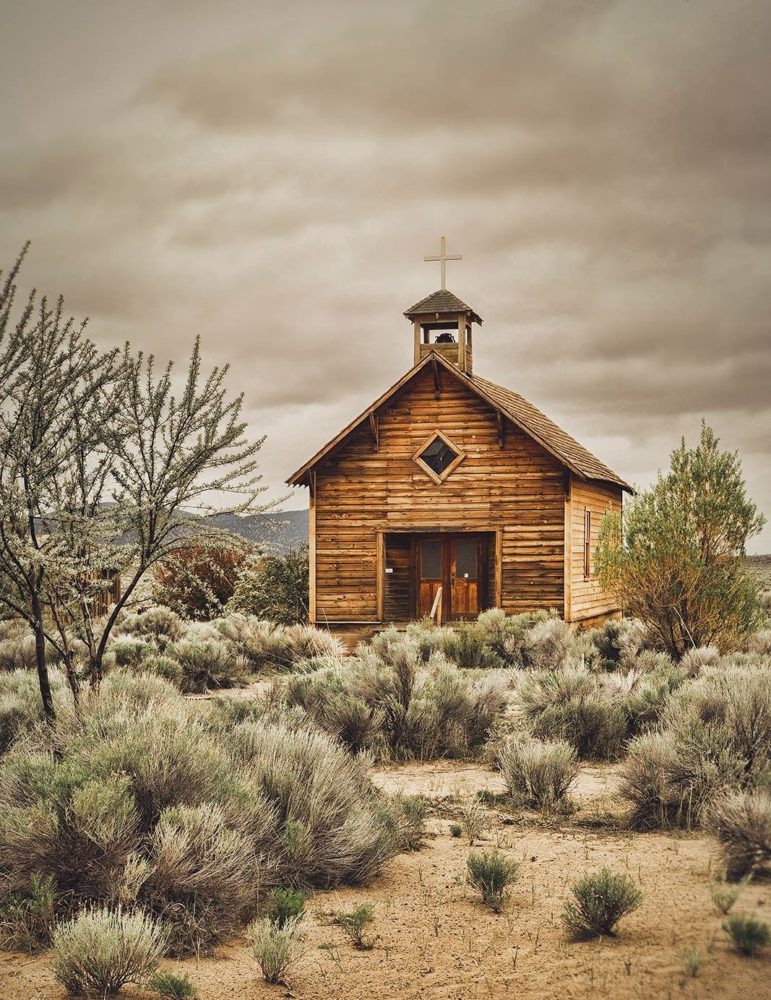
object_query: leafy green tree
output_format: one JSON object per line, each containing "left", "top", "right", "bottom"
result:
{"left": 227, "top": 546, "right": 309, "bottom": 625}
{"left": 596, "top": 423, "right": 765, "bottom": 658}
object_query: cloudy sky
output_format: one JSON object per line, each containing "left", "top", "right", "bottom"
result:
{"left": 2, "top": 0, "right": 769, "bottom": 550}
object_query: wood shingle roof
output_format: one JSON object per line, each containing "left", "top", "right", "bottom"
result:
{"left": 404, "top": 289, "right": 483, "bottom": 324}
{"left": 287, "top": 351, "right": 632, "bottom": 491}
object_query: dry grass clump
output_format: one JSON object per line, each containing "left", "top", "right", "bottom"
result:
{"left": 563, "top": 868, "right": 642, "bottom": 939}
{"left": 0, "top": 668, "right": 72, "bottom": 754}
{"left": 707, "top": 790, "right": 771, "bottom": 880}
{"left": 214, "top": 615, "right": 344, "bottom": 671}
{"left": 250, "top": 914, "right": 304, "bottom": 984}
{"left": 621, "top": 665, "right": 770, "bottom": 829}
{"left": 53, "top": 906, "right": 166, "bottom": 996}
{"left": 0, "top": 634, "right": 38, "bottom": 672}
{"left": 679, "top": 645, "right": 720, "bottom": 676}
{"left": 283, "top": 633, "right": 507, "bottom": 760}
{"left": 496, "top": 735, "right": 578, "bottom": 811}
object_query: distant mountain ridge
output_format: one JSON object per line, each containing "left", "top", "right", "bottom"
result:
{"left": 205, "top": 508, "right": 309, "bottom": 555}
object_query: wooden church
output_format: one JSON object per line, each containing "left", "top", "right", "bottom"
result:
{"left": 288, "top": 241, "right": 631, "bottom": 643}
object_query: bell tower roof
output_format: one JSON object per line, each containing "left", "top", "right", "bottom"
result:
{"left": 404, "top": 288, "right": 483, "bottom": 325}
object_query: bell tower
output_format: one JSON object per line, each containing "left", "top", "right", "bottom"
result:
{"left": 403, "top": 237, "right": 483, "bottom": 375}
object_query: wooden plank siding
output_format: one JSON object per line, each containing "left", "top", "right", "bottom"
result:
{"left": 312, "top": 367, "right": 567, "bottom": 624}
{"left": 567, "top": 476, "right": 623, "bottom": 622}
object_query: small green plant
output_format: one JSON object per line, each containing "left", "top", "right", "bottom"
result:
{"left": 250, "top": 916, "right": 303, "bottom": 984}
{"left": 680, "top": 947, "right": 704, "bottom": 978}
{"left": 265, "top": 888, "right": 306, "bottom": 928}
{"left": 710, "top": 877, "right": 750, "bottom": 915}
{"left": 450, "top": 823, "right": 462, "bottom": 838}
{"left": 724, "top": 914, "right": 770, "bottom": 956}
{"left": 0, "top": 874, "right": 56, "bottom": 953}
{"left": 146, "top": 970, "right": 198, "bottom": 999}
{"left": 53, "top": 907, "right": 167, "bottom": 996}
{"left": 460, "top": 798, "right": 487, "bottom": 845}
{"left": 466, "top": 850, "right": 519, "bottom": 913}
{"left": 563, "top": 868, "right": 642, "bottom": 939}
{"left": 337, "top": 904, "right": 377, "bottom": 949}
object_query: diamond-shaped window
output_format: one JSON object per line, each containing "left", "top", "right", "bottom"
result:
{"left": 413, "top": 430, "right": 465, "bottom": 484}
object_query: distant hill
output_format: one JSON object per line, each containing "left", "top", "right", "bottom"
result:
{"left": 204, "top": 508, "right": 309, "bottom": 555}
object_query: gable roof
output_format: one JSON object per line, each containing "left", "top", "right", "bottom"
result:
{"left": 404, "top": 289, "right": 483, "bottom": 325}
{"left": 287, "top": 351, "right": 632, "bottom": 491}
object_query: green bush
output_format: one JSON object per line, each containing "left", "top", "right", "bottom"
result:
{"left": 724, "top": 913, "right": 769, "bottom": 956}
{"left": 595, "top": 423, "right": 765, "bottom": 658}
{"left": 450, "top": 823, "right": 462, "bottom": 838}
{"left": 265, "top": 888, "right": 306, "bottom": 928}
{"left": 227, "top": 547, "right": 309, "bottom": 626}
{"left": 337, "top": 904, "right": 377, "bottom": 949}
{"left": 53, "top": 906, "right": 166, "bottom": 996}
{"left": 466, "top": 850, "right": 518, "bottom": 912}
{"left": 146, "top": 970, "right": 198, "bottom": 999}
{"left": 250, "top": 915, "right": 303, "bottom": 984}
{"left": 496, "top": 736, "right": 578, "bottom": 811}
{"left": 563, "top": 868, "right": 642, "bottom": 938}
{"left": 710, "top": 877, "right": 749, "bottom": 915}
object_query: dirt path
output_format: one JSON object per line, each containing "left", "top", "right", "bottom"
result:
{"left": 2, "top": 763, "right": 768, "bottom": 1000}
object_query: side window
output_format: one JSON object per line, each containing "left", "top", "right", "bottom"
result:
{"left": 584, "top": 509, "right": 592, "bottom": 579}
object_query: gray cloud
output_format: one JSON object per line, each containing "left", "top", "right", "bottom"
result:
{"left": 0, "top": 0, "right": 769, "bottom": 549}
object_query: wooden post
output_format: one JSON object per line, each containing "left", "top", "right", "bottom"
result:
{"left": 495, "top": 530, "right": 503, "bottom": 608}
{"left": 376, "top": 531, "right": 385, "bottom": 622}
{"left": 457, "top": 314, "right": 466, "bottom": 371}
{"left": 413, "top": 320, "right": 422, "bottom": 366}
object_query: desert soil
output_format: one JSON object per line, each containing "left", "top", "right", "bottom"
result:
{"left": 1, "top": 760, "right": 768, "bottom": 1000}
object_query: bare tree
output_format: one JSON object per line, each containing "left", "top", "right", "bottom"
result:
{"left": 0, "top": 248, "right": 269, "bottom": 714}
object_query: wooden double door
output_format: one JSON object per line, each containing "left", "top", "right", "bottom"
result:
{"left": 413, "top": 534, "right": 485, "bottom": 622}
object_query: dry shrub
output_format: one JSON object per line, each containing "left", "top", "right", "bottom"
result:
{"left": 0, "top": 675, "right": 398, "bottom": 955}
{"left": 466, "top": 850, "right": 518, "bottom": 912}
{"left": 517, "top": 667, "right": 628, "bottom": 761}
{"left": 230, "top": 722, "right": 396, "bottom": 886}
{"left": 724, "top": 913, "right": 770, "bottom": 956}
{"left": 707, "top": 790, "right": 771, "bottom": 880}
{"left": 152, "top": 540, "right": 250, "bottom": 621}
{"left": 115, "top": 607, "right": 184, "bottom": 651}
{"left": 53, "top": 906, "right": 166, "bottom": 996}
{"left": 520, "top": 617, "right": 575, "bottom": 671}
{"left": 620, "top": 665, "right": 770, "bottom": 829}
{"left": 167, "top": 637, "right": 249, "bottom": 693}
{"left": 563, "top": 868, "right": 642, "bottom": 938}
{"left": 496, "top": 736, "right": 578, "bottom": 811}
{"left": 214, "top": 615, "right": 343, "bottom": 672}
{"left": 111, "top": 637, "right": 155, "bottom": 668}
{"left": 145, "top": 803, "right": 263, "bottom": 955}
{"left": 679, "top": 645, "right": 720, "bottom": 676}
{"left": 0, "top": 634, "right": 37, "bottom": 672}
{"left": 0, "top": 873, "right": 56, "bottom": 952}
{"left": 0, "top": 669, "right": 72, "bottom": 754}
{"left": 283, "top": 637, "right": 506, "bottom": 760}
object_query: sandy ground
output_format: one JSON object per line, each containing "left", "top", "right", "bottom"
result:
{"left": 1, "top": 761, "right": 768, "bottom": 1000}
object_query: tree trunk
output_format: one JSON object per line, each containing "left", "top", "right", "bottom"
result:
{"left": 31, "top": 599, "right": 56, "bottom": 723}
